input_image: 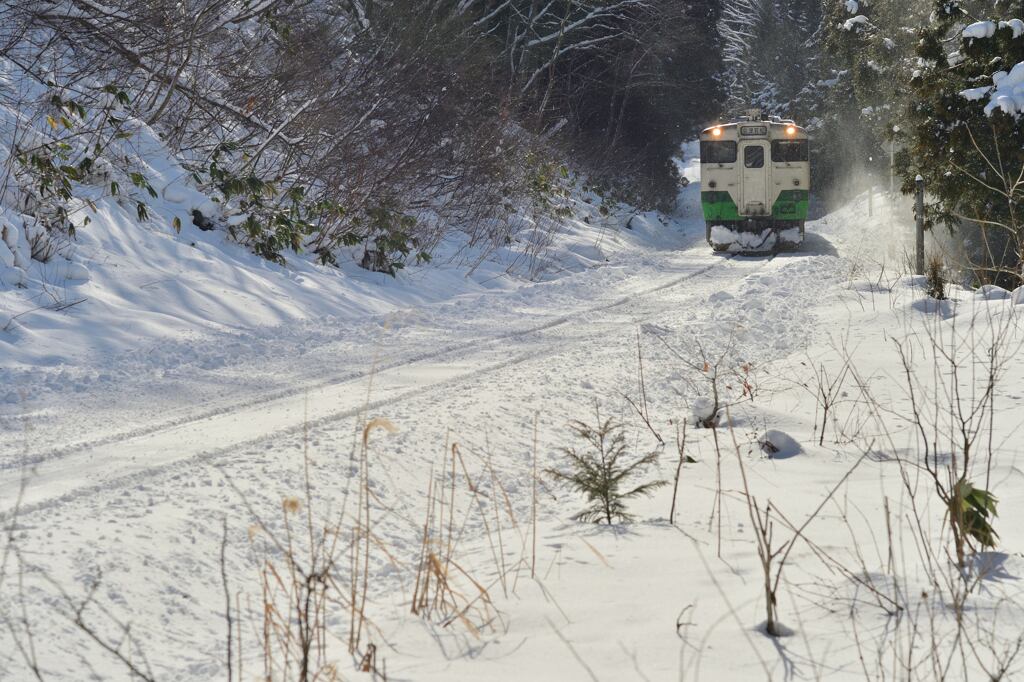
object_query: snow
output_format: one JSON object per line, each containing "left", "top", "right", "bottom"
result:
{"left": 961, "top": 61, "right": 1024, "bottom": 117}
{"left": 759, "top": 429, "right": 802, "bottom": 459}
{"left": 0, "top": 116, "right": 638, "bottom": 390}
{"left": 961, "top": 85, "right": 991, "bottom": 101}
{"left": 976, "top": 284, "right": 1011, "bottom": 300}
{"left": 962, "top": 19, "right": 1024, "bottom": 40}
{"left": 690, "top": 396, "right": 717, "bottom": 425}
{"left": 1001, "top": 18, "right": 1024, "bottom": 38}
{"left": 709, "top": 224, "right": 802, "bottom": 252}
{"left": 841, "top": 15, "right": 868, "bottom": 31}
{"left": 963, "top": 20, "right": 997, "bottom": 40}
{"left": 3, "top": 152, "right": 1024, "bottom": 681}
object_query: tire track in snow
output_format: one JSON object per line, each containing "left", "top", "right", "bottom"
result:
{"left": 1, "top": 251, "right": 778, "bottom": 517}
{"left": 1, "top": 250, "right": 737, "bottom": 470}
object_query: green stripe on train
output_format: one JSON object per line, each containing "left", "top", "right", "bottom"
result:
{"left": 701, "top": 191, "right": 741, "bottom": 221}
{"left": 701, "top": 190, "right": 809, "bottom": 221}
{"left": 771, "top": 190, "right": 809, "bottom": 220}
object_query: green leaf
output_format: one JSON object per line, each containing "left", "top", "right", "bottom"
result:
{"left": 953, "top": 479, "right": 999, "bottom": 549}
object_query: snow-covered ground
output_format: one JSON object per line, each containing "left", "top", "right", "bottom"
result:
{"left": 3, "top": 150, "right": 1024, "bottom": 681}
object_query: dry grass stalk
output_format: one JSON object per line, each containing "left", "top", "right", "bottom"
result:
{"left": 410, "top": 441, "right": 503, "bottom": 636}
{"left": 532, "top": 414, "right": 539, "bottom": 579}
{"left": 625, "top": 329, "right": 665, "bottom": 445}
{"left": 231, "top": 414, "right": 399, "bottom": 681}
{"left": 670, "top": 420, "right": 690, "bottom": 525}
{"left": 350, "top": 418, "right": 397, "bottom": 655}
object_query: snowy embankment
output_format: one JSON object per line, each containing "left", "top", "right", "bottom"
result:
{"left": 4, "top": 157, "right": 1024, "bottom": 681}
{"left": 0, "top": 111, "right": 675, "bottom": 448}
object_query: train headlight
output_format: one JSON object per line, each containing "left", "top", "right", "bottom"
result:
{"left": 786, "top": 126, "right": 797, "bottom": 136}
{"left": 712, "top": 127, "right": 722, "bottom": 137}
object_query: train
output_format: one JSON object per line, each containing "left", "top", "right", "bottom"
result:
{"left": 699, "top": 110, "right": 810, "bottom": 253}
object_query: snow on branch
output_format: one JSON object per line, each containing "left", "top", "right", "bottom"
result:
{"left": 960, "top": 62, "right": 1024, "bottom": 117}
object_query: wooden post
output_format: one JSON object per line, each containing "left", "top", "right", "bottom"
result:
{"left": 915, "top": 175, "right": 925, "bottom": 275}
{"left": 890, "top": 137, "right": 896, "bottom": 198}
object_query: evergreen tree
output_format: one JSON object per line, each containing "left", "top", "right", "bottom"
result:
{"left": 718, "top": 0, "right": 822, "bottom": 117}
{"left": 819, "top": 0, "right": 932, "bottom": 200}
{"left": 905, "top": 0, "right": 1024, "bottom": 285}
{"left": 547, "top": 412, "right": 667, "bottom": 524}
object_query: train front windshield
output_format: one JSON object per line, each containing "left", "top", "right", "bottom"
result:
{"left": 700, "top": 140, "right": 737, "bottom": 164}
{"left": 770, "top": 140, "right": 809, "bottom": 163}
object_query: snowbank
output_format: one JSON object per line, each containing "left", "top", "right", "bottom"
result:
{"left": 976, "top": 284, "right": 1011, "bottom": 300}
{"left": 759, "top": 429, "right": 802, "bottom": 459}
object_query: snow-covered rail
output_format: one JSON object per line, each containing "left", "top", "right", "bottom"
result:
{"left": 1, "top": 251, "right": 777, "bottom": 518}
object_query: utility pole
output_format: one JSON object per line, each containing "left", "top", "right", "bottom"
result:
{"left": 915, "top": 175, "right": 925, "bottom": 275}
{"left": 890, "top": 126, "right": 900, "bottom": 212}
{"left": 890, "top": 138, "right": 896, "bottom": 197}
{"left": 868, "top": 155, "right": 874, "bottom": 217}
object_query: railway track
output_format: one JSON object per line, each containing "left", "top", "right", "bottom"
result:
{"left": 1, "top": 248, "right": 780, "bottom": 518}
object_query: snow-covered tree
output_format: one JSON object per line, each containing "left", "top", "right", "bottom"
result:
{"left": 904, "top": 0, "right": 1024, "bottom": 285}
{"left": 718, "top": 0, "right": 821, "bottom": 116}
{"left": 461, "top": 0, "right": 723, "bottom": 206}
{"left": 817, "top": 0, "right": 932, "bottom": 196}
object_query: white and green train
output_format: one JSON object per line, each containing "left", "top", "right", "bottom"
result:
{"left": 699, "top": 110, "right": 810, "bottom": 253}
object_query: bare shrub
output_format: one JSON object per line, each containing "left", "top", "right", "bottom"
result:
{"left": 722, "top": 408, "right": 869, "bottom": 638}
{"left": 886, "top": 313, "right": 1012, "bottom": 572}
{"left": 656, "top": 337, "right": 756, "bottom": 429}
{"left": 800, "top": 350, "right": 853, "bottom": 446}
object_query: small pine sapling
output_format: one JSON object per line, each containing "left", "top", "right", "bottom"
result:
{"left": 547, "top": 408, "right": 667, "bottom": 524}
{"left": 926, "top": 253, "right": 948, "bottom": 300}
